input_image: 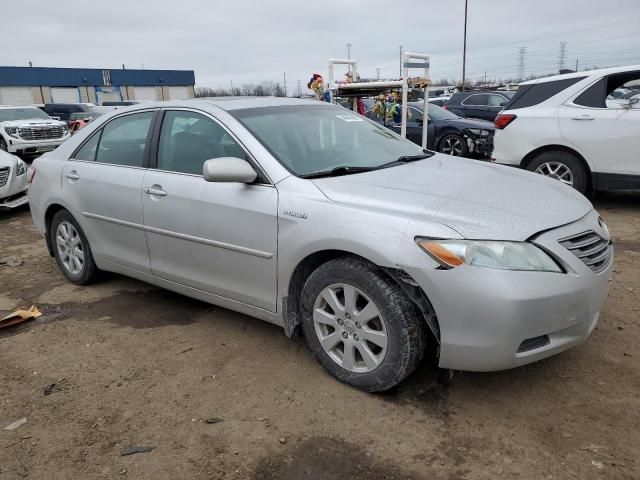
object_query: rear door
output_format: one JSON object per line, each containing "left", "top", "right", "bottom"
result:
{"left": 141, "top": 109, "right": 278, "bottom": 311}
{"left": 559, "top": 71, "right": 640, "bottom": 179}
{"left": 460, "top": 93, "right": 490, "bottom": 120}
{"left": 61, "top": 110, "right": 156, "bottom": 272}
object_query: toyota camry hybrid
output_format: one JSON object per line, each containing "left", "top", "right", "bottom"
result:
{"left": 28, "top": 98, "right": 613, "bottom": 392}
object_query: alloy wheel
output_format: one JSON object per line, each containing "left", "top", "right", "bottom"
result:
{"left": 534, "top": 161, "right": 574, "bottom": 186}
{"left": 55, "top": 221, "right": 84, "bottom": 275}
{"left": 440, "top": 136, "right": 465, "bottom": 156}
{"left": 312, "top": 283, "right": 388, "bottom": 373}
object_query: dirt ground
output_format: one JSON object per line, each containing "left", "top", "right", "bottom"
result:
{"left": 1, "top": 193, "right": 639, "bottom": 480}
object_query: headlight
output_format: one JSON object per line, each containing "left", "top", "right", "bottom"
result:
{"left": 5, "top": 126, "right": 19, "bottom": 138}
{"left": 61, "top": 124, "right": 69, "bottom": 134}
{"left": 16, "top": 160, "right": 26, "bottom": 176}
{"left": 466, "top": 128, "right": 490, "bottom": 137}
{"left": 416, "top": 238, "right": 562, "bottom": 272}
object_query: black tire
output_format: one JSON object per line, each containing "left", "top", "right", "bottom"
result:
{"left": 300, "top": 257, "right": 426, "bottom": 392}
{"left": 0, "top": 136, "right": 7, "bottom": 152}
{"left": 50, "top": 209, "right": 100, "bottom": 285}
{"left": 437, "top": 133, "right": 468, "bottom": 157}
{"left": 526, "top": 150, "right": 588, "bottom": 194}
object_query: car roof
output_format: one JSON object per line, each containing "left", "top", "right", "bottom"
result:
{"left": 0, "top": 105, "right": 41, "bottom": 109}
{"left": 121, "top": 97, "right": 326, "bottom": 112}
{"left": 520, "top": 64, "right": 640, "bottom": 85}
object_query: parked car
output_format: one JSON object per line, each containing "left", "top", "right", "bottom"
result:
{"left": 444, "top": 91, "right": 515, "bottom": 121}
{"left": 43, "top": 103, "right": 95, "bottom": 122}
{"left": 492, "top": 65, "right": 640, "bottom": 193}
{"left": 428, "top": 96, "right": 450, "bottom": 107}
{"left": 370, "top": 102, "right": 494, "bottom": 158}
{"left": 0, "top": 150, "right": 29, "bottom": 209}
{"left": 0, "top": 106, "right": 70, "bottom": 156}
{"left": 28, "top": 98, "right": 612, "bottom": 392}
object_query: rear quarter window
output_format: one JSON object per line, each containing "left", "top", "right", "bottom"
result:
{"left": 506, "top": 77, "right": 585, "bottom": 110}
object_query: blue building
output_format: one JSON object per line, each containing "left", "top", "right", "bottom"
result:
{"left": 0, "top": 66, "right": 195, "bottom": 105}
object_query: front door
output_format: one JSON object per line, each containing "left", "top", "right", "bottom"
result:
{"left": 141, "top": 109, "right": 278, "bottom": 311}
{"left": 61, "top": 110, "right": 156, "bottom": 272}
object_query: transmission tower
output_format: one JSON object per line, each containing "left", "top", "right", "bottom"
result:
{"left": 558, "top": 42, "right": 568, "bottom": 71}
{"left": 517, "top": 47, "right": 527, "bottom": 80}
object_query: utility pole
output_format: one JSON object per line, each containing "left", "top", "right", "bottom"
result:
{"left": 399, "top": 45, "right": 403, "bottom": 77}
{"left": 462, "top": 0, "right": 468, "bottom": 91}
{"left": 376, "top": 67, "right": 381, "bottom": 80}
{"left": 297, "top": 79, "right": 302, "bottom": 97}
{"left": 575, "top": 58, "right": 579, "bottom": 71}
{"left": 283, "top": 72, "right": 287, "bottom": 97}
{"left": 483, "top": 70, "right": 487, "bottom": 85}
{"left": 558, "top": 41, "right": 568, "bottom": 71}
{"left": 517, "top": 46, "right": 527, "bottom": 80}
{"left": 346, "top": 43, "right": 352, "bottom": 73}
{"left": 230, "top": 80, "right": 234, "bottom": 94}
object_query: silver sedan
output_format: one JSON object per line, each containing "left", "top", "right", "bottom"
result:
{"left": 28, "top": 98, "right": 613, "bottom": 392}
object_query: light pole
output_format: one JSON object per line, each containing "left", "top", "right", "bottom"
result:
{"left": 376, "top": 67, "right": 381, "bottom": 80}
{"left": 461, "top": 0, "right": 468, "bottom": 91}
{"left": 346, "top": 43, "right": 352, "bottom": 73}
{"left": 399, "top": 45, "right": 403, "bottom": 77}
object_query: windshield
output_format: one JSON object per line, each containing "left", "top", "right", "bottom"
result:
{"left": 421, "top": 103, "right": 460, "bottom": 121}
{"left": 231, "top": 104, "right": 424, "bottom": 176}
{"left": 0, "top": 107, "right": 51, "bottom": 122}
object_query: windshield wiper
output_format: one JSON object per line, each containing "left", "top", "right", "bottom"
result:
{"left": 377, "top": 150, "right": 435, "bottom": 169}
{"left": 300, "top": 165, "right": 377, "bottom": 179}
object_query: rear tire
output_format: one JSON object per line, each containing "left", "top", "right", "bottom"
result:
{"left": 50, "top": 210, "right": 100, "bottom": 285}
{"left": 526, "top": 150, "right": 588, "bottom": 194}
{"left": 300, "top": 257, "right": 426, "bottom": 392}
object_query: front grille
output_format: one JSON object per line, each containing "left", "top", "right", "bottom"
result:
{"left": 559, "top": 230, "right": 612, "bottom": 273}
{"left": 18, "top": 126, "right": 65, "bottom": 140}
{"left": 0, "top": 167, "right": 8, "bottom": 187}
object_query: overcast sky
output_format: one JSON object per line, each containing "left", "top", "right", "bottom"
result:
{"left": 5, "top": 0, "right": 640, "bottom": 92}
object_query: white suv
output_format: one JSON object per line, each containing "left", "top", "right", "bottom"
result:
{"left": 0, "top": 106, "right": 70, "bottom": 156}
{"left": 492, "top": 65, "right": 640, "bottom": 193}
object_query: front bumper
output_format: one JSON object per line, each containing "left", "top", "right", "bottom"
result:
{"left": 6, "top": 137, "right": 68, "bottom": 155}
{"left": 405, "top": 210, "right": 612, "bottom": 372}
{"left": 465, "top": 131, "right": 494, "bottom": 158}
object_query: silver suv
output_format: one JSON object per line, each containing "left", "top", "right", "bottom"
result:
{"left": 28, "top": 98, "right": 612, "bottom": 392}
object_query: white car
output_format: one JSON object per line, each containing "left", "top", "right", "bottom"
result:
{"left": 492, "top": 65, "right": 640, "bottom": 193}
{"left": 0, "top": 150, "right": 28, "bottom": 209}
{"left": 0, "top": 106, "right": 70, "bottom": 156}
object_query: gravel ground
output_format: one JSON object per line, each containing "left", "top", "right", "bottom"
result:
{"left": 0, "top": 192, "right": 638, "bottom": 480}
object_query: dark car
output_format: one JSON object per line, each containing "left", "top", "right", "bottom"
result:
{"left": 444, "top": 91, "right": 515, "bottom": 121}
{"left": 43, "top": 103, "right": 95, "bottom": 122}
{"left": 367, "top": 102, "right": 495, "bottom": 158}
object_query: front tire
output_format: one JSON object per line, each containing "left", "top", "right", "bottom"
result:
{"left": 300, "top": 257, "right": 426, "bottom": 392}
{"left": 438, "top": 133, "right": 468, "bottom": 157}
{"left": 526, "top": 150, "right": 588, "bottom": 194}
{"left": 50, "top": 210, "right": 99, "bottom": 285}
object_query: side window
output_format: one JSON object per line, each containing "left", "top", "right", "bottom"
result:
{"left": 157, "top": 110, "right": 246, "bottom": 175}
{"left": 95, "top": 111, "right": 154, "bottom": 167}
{"left": 507, "top": 77, "right": 585, "bottom": 110}
{"left": 463, "top": 94, "right": 488, "bottom": 106}
{"left": 73, "top": 131, "right": 101, "bottom": 161}
{"left": 488, "top": 94, "right": 507, "bottom": 107}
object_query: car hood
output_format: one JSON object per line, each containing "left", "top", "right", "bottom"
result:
{"left": 0, "top": 149, "right": 20, "bottom": 168}
{"left": 442, "top": 117, "right": 495, "bottom": 130}
{"left": 312, "top": 155, "right": 592, "bottom": 241}
{"left": 0, "top": 119, "right": 65, "bottom": 127}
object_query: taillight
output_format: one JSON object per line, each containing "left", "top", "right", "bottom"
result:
{"left": 442, "top": 104, "right": 448, "bottom": 110}
{"left": 27, "top": 166, "right": 36, "bottom": 184}
{"left": 494, "top": 113, "right": 517, "bottom": 129}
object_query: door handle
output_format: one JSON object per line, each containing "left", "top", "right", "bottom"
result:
{"left": 64, "top": 171, "right": 80, "bottom": 180}
{"left": 144, "top": 186, "right": 167, "bottom": 196}
{"left": 571, "top": 115, "right": 595, "bottom": 120}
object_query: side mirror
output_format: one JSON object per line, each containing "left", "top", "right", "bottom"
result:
{"left": 624, "top": 97, "right": 640, "bottom": 109}
{"left": 499, "top": 100, "right": 508, "bottom": 107}
{"left": 203, "top": 157, "right": 257, "bottom": 183}
{"left": 50, "top": 116, "right": 61, "bottom": 120}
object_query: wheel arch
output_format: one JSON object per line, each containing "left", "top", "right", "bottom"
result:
{"left": 520, "top": 144, "right": 593, "bottom": 191}
{"left": 43, "top": 203, "right": 68, "bottom": 256}
{"left": 282, "top": 249, "right": 440, "bottom": 344}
